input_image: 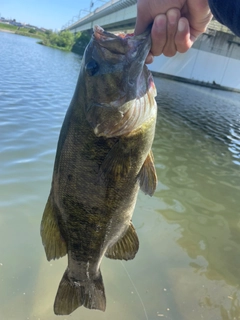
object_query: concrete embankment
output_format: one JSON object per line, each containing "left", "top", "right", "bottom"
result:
{"left": 152, "top": 71, "right": 240, "bottom": 94}
{"left": 149, "top": 30, "right": 240, "bottom": 92}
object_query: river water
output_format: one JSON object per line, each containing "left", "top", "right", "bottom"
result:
{"left": 1, "top": 32, "right": 240, "bottom": 320}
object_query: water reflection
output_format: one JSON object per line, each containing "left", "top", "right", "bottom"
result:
{"left": 155, "top": 77, "right": 240, "bottom": 166}
{"left": 150, "top": 85, "right": 240, "bottom": 319}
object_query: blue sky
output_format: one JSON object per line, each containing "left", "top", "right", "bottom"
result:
{"left": 1, "top": 0, "right": 103, "bottom": 30}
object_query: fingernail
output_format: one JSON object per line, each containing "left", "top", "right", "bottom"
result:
{"left": 178, "top": 20, "right": 185, "bottom": 32}
{"left": 155, "top": 14, "right": 166, "bottom": 31}
{"left": 146, "top": 53, "right": 154, "bottom": 64}
{"left": 167, "top": 9, "right": 179, "bottom": 25}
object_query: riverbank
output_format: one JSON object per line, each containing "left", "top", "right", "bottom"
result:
{"left": 0, "top": 23, "right": 45, "bottom": 39}
{"left": 0, "top": 28, "right": 15, "bottom": 33}
{"left": 0, "top": 22, "right": 18, "bottom": 33}
{"left": 0, "top": 21, "right": 90, "bottom": 54}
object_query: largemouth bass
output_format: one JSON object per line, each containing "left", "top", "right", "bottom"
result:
{"left": 41, "top": 25, "right": 157, "bottom": 315}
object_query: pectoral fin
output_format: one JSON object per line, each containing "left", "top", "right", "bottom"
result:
{"left": 105, "top": 223, "right": 139, "bottom": 260}
{"left": 99, "top": 141, "right": 131, "bottom": 182}
{"left": 139, "top": 150, "right": 157, "bottom": 196}
{"left": 40, "top": 195, "right": 67, "bottom": 261}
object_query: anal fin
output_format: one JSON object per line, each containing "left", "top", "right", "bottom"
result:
{"left": 105, "top": 223, "right": 139, "bottom": 260}
{"left": 40, "top": 195, "right": 67, "bottom": 261}
{"left": 139, "top": 150, "right": 157, "bottom": 196}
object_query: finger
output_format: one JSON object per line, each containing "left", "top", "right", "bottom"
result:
{"left": 145, "top": 52, "right": 154, "bottom": 64}
{"left": 150, "top": 14, "right": 167, "bottom": 56}
{"left": 135, "top": 4, "right": 152, "bottom": 36}
{"left": 175, "top": 17, "right": 193, "bottom": 53}
{"left": 163, "top": 8, "right": 180, "bottom": 57}
{"left": 135, "top": 16, "right": 150, "bottom": 36}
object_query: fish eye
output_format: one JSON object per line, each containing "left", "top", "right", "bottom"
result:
{"left": 85, "top": 60, "right": 99, "bottom": 76}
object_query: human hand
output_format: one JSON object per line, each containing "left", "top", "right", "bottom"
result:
{"left": 135, "top": 0, "right": 213, "bottom": 62}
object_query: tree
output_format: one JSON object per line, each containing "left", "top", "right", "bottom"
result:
{"left": 56, "top": 31, "right": 75, "bottom": 49}
{"left": 29, "top": 28, "right": 37, "bottom": 34}
{"left": 45, "top": 30, "right": 52, "bottom": 36}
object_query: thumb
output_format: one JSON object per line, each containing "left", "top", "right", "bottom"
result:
{"left": 134, "top": 7, "right": 152, "bottom": 35}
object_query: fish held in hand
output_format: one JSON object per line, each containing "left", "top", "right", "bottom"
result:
{"left": 40, "top": 25, "right": 158, "bottom": 315}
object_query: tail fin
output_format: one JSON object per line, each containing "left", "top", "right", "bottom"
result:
{"left": 54, "top": 269, "right": 106, "bottom": 315}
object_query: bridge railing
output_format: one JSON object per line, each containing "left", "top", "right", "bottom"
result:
{"left": 67, "top": 0, "right": 137, "bottom": 30}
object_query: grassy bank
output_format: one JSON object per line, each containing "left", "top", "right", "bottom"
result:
{"left": 1, "top": 22, "right": 91, "bottom": 54}
{"left": 0, "top": 22, "right": 45, "bottom": 39}
{"left": 16, "top": 29, "right": 45, "bottom": 39}
{"left": 0, "top": 22, "right": 18, "bottom": 32}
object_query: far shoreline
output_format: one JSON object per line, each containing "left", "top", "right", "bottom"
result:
{"left": 0, "top": 28, "right": 15, "bottom": 33}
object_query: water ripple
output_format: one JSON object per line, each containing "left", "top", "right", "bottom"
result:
{"left": 155, "top": 77, "right": 240, "bottom": 165}
{"left": 0, "top": 32, "right": 81, "bottom": 210}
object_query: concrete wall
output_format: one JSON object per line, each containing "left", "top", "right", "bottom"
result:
{"left": 149, "top": 32, "right": 240, "bottom": 90}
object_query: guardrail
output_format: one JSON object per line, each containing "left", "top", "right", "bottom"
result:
{"left": 67, "top": 0, "right": 137, "bottom": 30}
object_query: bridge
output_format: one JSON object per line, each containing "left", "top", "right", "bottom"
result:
{"left": 64, "top": 0, "right": 232, "bottom": 34}
{"left": 65, "top": 0, "right": 137, "bottom": 33}
{"left": 64, "top": 0, "right": 240, "bottom": 91}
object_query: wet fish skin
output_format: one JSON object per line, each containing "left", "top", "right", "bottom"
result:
{"left": 40, "top": 25, "right": 157, "bottom": 315}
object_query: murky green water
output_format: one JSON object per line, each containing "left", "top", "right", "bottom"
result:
{"left": 1, "top": 32, "right": 240, "bottom": 320}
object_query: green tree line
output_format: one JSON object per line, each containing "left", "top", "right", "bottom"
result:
{"left": 40, "top": 30, "right": 90, "bottom": 52}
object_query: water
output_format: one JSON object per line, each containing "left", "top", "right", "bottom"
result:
{"left": 0, "top": 31, "right": 240, "bottom": 320}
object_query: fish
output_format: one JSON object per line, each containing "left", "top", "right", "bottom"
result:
{"left": 40, "top": 25, "right": 158, "bottom": 315}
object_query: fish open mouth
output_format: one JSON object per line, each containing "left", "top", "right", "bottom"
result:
{"left": 93, "top": 25, "right": 132, "bottom": 41}
{"left": 92, "top": 25, "right": 151, "bottom": 57}
{"left": 93, "top": 25, "right": 118, "bottom": 40}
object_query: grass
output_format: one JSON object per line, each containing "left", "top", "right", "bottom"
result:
{"left": 0, "top": 22, "right": 18, "bottom": 31}
{"left": 15, "top": 29, "right": 45, "bottom": 39}
{"left": 0, "top": 22, "right": 46, "bottom": 39}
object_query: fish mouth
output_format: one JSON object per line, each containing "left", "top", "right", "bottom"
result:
{"left": 93, "top": 25, "right": 119, "bottom": 41}
{"left": 93, "top": 25, "right": 151, "bottom": 59}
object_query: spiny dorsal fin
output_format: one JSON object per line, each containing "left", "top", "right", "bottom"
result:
{"left": 40, "top": 195, "right": 67, "bottom": 261}
{"left": 139, "top": 150, "right": 157, "bottom": 196}
{"left": 105, "top": 222, "right": 139, "bottom": 260}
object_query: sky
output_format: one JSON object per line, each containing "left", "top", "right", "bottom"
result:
{"left": 0, "top": 0, "right": 105, "bottom": 30}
